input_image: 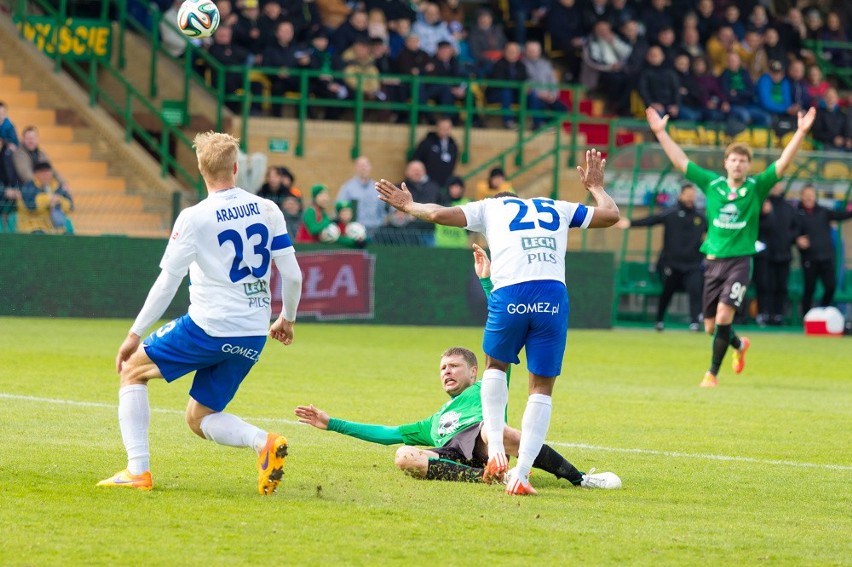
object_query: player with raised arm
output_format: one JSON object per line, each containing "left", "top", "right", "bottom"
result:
{"left": 376, "top": 150, "right": 619, "bottom": 495}
{"left": 645, "top": 106, "right": 815, "bottom": 387}
{"left": 97, "top": 132, "right": 302, "bottom": 494}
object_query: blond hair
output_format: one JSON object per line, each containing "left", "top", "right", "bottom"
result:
{"left": 193, "top": 131, "right": 239, "bottom": 183}
{"left": 724, "top": 142, "right": 752, "bottom": 161}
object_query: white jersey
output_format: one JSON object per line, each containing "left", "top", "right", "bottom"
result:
{"left": 160, "top": 188, "right": 295, "bottom": 337}
{"left": 460, "top": 197, "right": 593, "bottom": 290}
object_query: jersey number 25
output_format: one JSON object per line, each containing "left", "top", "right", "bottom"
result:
{"left": 503, "top": 198, "right": 560, "bottom": 232}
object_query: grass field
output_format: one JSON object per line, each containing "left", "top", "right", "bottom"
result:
{"left": 1, "top": 317, "right": 850, "bottom": 565}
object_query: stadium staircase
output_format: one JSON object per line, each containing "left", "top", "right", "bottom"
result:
{"left": 0, "top": 17, "right": 176, "bottom": 238}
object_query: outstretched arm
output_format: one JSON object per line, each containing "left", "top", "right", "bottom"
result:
{"left": 774, "top": 108, "right": 816, "bottom": 177}
{"left": 376, "top": 179, "right": 468, "bottom": 227}
{"left": 646, "top": 108, "right": 689, "bottom": 173}
{"left": 294, "top": 405, "right": 406, "bottom": 445}
{"left": 577, "top": 149, "right": 619, "bottom": 228}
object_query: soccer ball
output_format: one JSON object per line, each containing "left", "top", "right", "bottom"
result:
{"left": 319, "top": 224, "right": 341, "bottom": 243}
{"left": 344, "top": 222, "right": 367, "bottom": 241}
{"left": 177, "top": 0, "right": 220, "bottom": 38}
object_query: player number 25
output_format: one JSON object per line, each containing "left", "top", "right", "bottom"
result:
{"left": 504, "top": 198, "right": 560, "bottom": 232}
{"left": 217, "top": 223, "right": 271, "bottom": 283}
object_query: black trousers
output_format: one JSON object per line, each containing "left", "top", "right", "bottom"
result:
{"left": 754, "top": 257, "right": 791, "bottom": 319}
{"left": 801, "top": 258, "right": 837, "bottom": 314}
{"left": 657, "top": 265, "right": 703, "bottom": 324}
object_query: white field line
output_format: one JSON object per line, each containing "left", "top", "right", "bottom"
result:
{"left": 3, "top": 393, "right": 851, "bottom": 472}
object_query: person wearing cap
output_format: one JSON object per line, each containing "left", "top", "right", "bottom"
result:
{"left": 296, "top": 184, "right": 336, "bottom": 243}
{"left": 232, "top": 0, "right": 264, "bottom": 56}
{"left": 475, "top": 167, "right": 515, "bottom": 201}
{"left": 756, "top": 60, "right": 798, "bottom": 134}
{"left": 333, "top": 201, "right": 366, "bottom": 248}
{"left": 17, "top": 161, "right": 73, "bottom": 234}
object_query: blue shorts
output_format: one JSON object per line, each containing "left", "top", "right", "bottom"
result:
{"left": 483, "top": 280, "right": 569, "bottom": 377}
{"left": 143, "top": 315, "right": 267, "bottom": 412}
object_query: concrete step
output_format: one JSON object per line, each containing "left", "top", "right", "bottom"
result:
{"left": 2, "top": 91, "right": 39, "bottom": 108}
{"left": 40, "top": 143, "right": 91, "bottom": 160}
{"left": 10, "top": 108, "right": 55, "bottom": 127}
{"left": 72, "top": 211, "right": 167, "bottom": 234}
{"left": 36, "top": 125, "right": 74, "bottom": 143}
{"left": 52, "top": 160, "right": 108, "bottom": 177}
{"left": 74, "top": 192, "right": 145, "bottom": 210}
{"left": 0, "top": 75, "right": 21, "bottom": 91}
{"left": 63, "top": 176, "right": 126, "bottom": 192}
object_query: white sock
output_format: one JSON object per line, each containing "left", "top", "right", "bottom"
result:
{"left": 481, "top": 369, "right": 508, "bottom": 458}
{"left": 118, "top": 384, "right": 150, "bottom": 475}
{"left": 200, "top": 412, "right": 268, "bottom": 453}
{"left": 516, "top": 393, "right": 553, "bottom": 480}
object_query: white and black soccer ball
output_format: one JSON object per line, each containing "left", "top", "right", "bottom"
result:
{"left": 177, "top": 0, "right": 220, "bottom": 38}
{"left": 319, "top": 223, "right": 341, "bottom": 243}
{"left": 344, "top": 222, "right": 367, "bottom": 241}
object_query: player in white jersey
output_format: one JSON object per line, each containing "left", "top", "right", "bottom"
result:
{"left": 376, "top": 149, "right": 618, "bottom": 495}
{"left": 97, "top": 132, "right": 303, "bottom": 495}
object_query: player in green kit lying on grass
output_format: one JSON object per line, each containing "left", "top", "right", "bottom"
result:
{"left": 295, "top": 244, "right": 621, "bottom": 491}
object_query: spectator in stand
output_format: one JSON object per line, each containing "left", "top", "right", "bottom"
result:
{"left": 258, "top": 166, "right": 302, "bottom": 208}
{"left": 754, "top": 184, "right": 798, "bottom": 326}
{"left": 370, "top": 37, "right": 402, "bottom": 110}
{"left": 433, "top": 176, "right": 471, "bottom": 248}
{"left": 687, "top": 56, "right": 728, "bottom": 122}
{"left": 0, "top": 101, "right": 18, "bottom": 152}
{"left": 282, "top": 196, "right": 302, "bottom": 243}
{"left": 215, "top": 0, "right": 239, "bottom": 28}
{"left": 543, "top": 0, "right": 583, "bottom": 82}
{"left": 281, "top": 0, "right": 321, "bottom": 41}
{"left": 316, "top": 0, "right": 351, "bottom": 31}
{"left": 367, "top": 8, "right": 389, "bottom": 44}
{"left": 747, "top": 5, "right": 770, "bottom": 35}
{"left": 364, "top": 0, "right": 415, "bottom": 22}
{"left": 207, "top": 26, "right": 253, "bottom": 112}
{"left": 805, "top": 64, "right": 830, "bottom": 102}
{"left": 161, "top": 0, "right": 190, "bottom": 58}
{"left": 331, "top": 9, "right": 369, "bottom": 55}
{"left": 680, "top": 26, "right": 705, "bottom": 60}
{"left": 394, "top": 33, "right": 433, "bottom": 113}
{"left": 296, "top": 184, "right": 336, "bottom": 243}
{"left": 582, "top": 0, "right": 610, "bottom": 37}
{"left": 13, "top": 126, "right": 64, "bottom": 187}
{"left": 336, "top": 156, "right": 386, "bottom": 237}
{"left": 795, "top": 185, "right": 852, "bottom": 315}
{"left": 0, "top": 102, "right": 19, "bottom": 231}
{"left": 742, "top": 30, "right": 769, "bottom": 82}
{"left": 763, "top": 27, "right": 788, "bottom": 64}
{"left": 507, "top": 0, "right": 547, "bottom": 45}
{"left": 487, "top": 42, "right": 528, "bottom": 129}
{"left": 819, "top": 12, "right": 851, "bottom": 70}
{"left": 695, "top": 0, "right": 720, "bottom": 45}
{"left": 388, "top": 17, "right": 411, "bottom": 60}
{"left": 580, "top": 20, "right": 632, "bottom": 115}
{"left": 341, "top": 37, "right": 386, "bottom": 103}
{"left": 641, "top": 0, "right": 674, "bottom": 43}
{"left": 262, "top": 21, "right": 300, "bottom": 117}
{"left": 756, "top": 60, "right": 798, "bottom": 133}
{"left": 232, "top": 0, "right": 264, "bottom": 57}
{"left": 333, "top": 201, "right": 368, "bottom": 247}
{"left": 468, "top": 8, "right": 507, "bottom": 77}
{"left": 718, "top": 52, "right": 771, "bottom": 127}
{"left": 401, "top": 160, "right": 442, "bottom": 245}
{"left": 523, "top": 41, "right": 567, "bottom": 130}
{"left": 804, "top": 9, "right": 824, "bottom": 42}
{"left": 787, "top": 59, "right": 812, "bottom": 110}
{"left": 706, "top": 25, "right": 747, "bottom": 75}
{"left": 620, "top": 19, "right": 648, "bottom": 78}
{"left": 475, "top": 167, "right": 515, "bottom": 201}
{"left": 673, "top": 53, "right": 708, "bottom": 122}
{"left": 412, "top": 2, "right": 456, "bottom": 56}
{"left": 778, "top": 8, "right": 809, "bottom": 63}
{"left": 638, "top": 47, "right": 684, "bottom": 121}
{"left": 305, "top": 30, "right": 348, "bottom": 119}
{"left": 427, "top": 40, "right": 467, "bottom": 119}
{"left": 413, "top": 117, "right": 459, "bottom": 188}
{"left": 722, "top": 5, "right": 745, "bottom": 42}
{"left": 17, "top": 161, "right": 73, "bottom": 235}
{"left": 258, "top": 1, "right": 285, "bottom": 49}
{"left": 812, "top": 88, "right": 852, "bottom": 151}
{"left": 607, "top": 0, "right": 638, "bottom": 31}
{"left": 437, "top": 0, "right": 465, "bottom": 35}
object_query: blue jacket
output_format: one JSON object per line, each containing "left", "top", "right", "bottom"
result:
{"left": 0, "top": 118, "right": 18, "bottom": 146}
{"left": 756, "top": 74, "right": 792, "bottom": 114}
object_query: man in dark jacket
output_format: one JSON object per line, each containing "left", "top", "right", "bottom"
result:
{"left": 812, "top": 88, "right": 852, "bottom": 151}
{"left": 638, "top": 47, "right": 682, "bottom": 121}
{"left": 796, "top": 185, "right": 852, "bottom": 314}
{"left": 487, "top": 42, "right": 528, "bottom": 129}
{"left": 618, "top": 183, "right": 707, "bottom": 331}
{"left": 401, "top": 160, "right": 442, "bottom": 246}
{"left": 754, "top": 184, "right": 798, "bottom": 325}
{"left": 412, "top": 117, "right": 459, "bottom": 188}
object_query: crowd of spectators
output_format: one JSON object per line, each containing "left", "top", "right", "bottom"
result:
{"left": 0, "top": 103, "right": 74, "bottom": 235}
{"left": 179, "top": 0, "right": 852, "bottom": 135}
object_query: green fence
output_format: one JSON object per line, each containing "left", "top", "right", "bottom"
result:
{"left": 0, "top": 234, "right": 615, "bottom": 328}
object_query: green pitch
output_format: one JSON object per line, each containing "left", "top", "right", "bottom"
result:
{"left": 1, "top": 318, "right": 850, "bottom": 565}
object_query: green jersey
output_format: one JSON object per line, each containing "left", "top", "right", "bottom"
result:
{"left": 685, "top": 161, "right": 779, "bottom": 258}
{"left": 397, "top": 382, "right": 483, "bottom": 447}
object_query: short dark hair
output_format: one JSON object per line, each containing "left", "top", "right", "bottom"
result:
{"left": 441, "top": 347, "right": 478, "bottom": 369}
{"left": 33, "top": 161, "right": 52, "bottom": 172}
{"left": 492, "top": 191, "right": 516, "bottom": 199}
{"left": 680, "top": 183, "right": 695, "bottom": 192}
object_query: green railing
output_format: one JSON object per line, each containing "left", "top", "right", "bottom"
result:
{"left": 10, "top": 0, "right": 205, "bottom": 194}
{"left": 804, "top": 39, "right": 852, "bottom": 90}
